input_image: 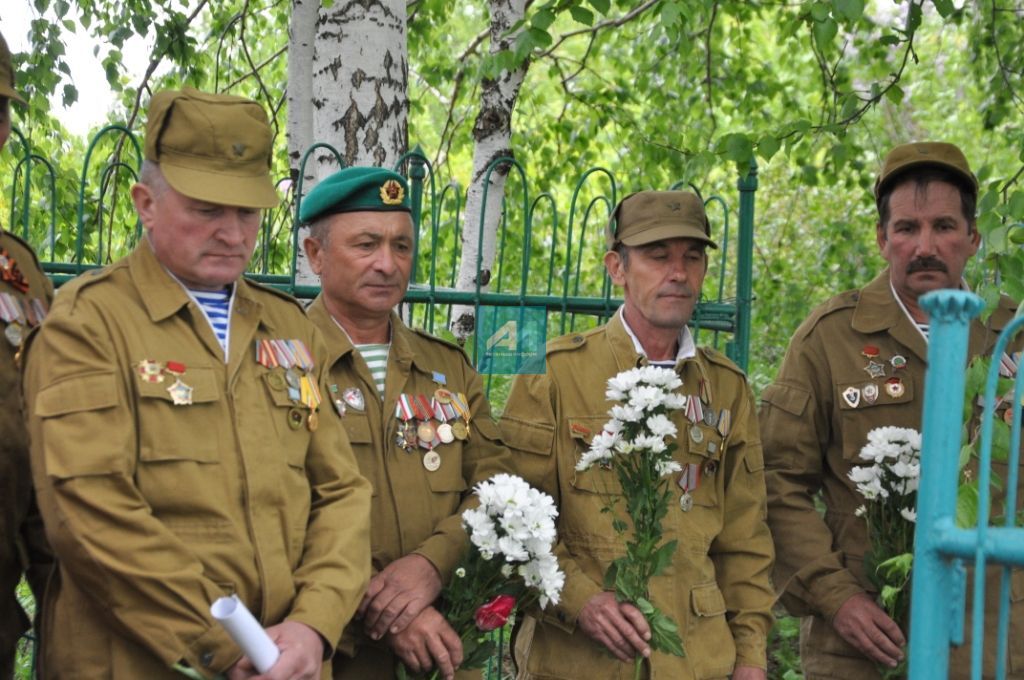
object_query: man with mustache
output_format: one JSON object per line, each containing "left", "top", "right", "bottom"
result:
{"left": 500, "top": 190, "right": 775, "bottom": 679}
{"left": 299, "top": 166, "right": 513, "bottom": 680}
{"left": 22, "top": 88, "right": 371, "bottom": 679}
{"left": 760, "top": 142, "right": 1022, "bottom": 678}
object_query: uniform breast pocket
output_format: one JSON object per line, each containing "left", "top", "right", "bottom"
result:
{"left": 680, "top": 422, "right": 723, "bottom": 509}
{"left": 343, "top": 414, "right": 379, "bottom": 496}
{"left": 137, "top": 366, "right": 220, "bottom": 464}
{"left": 566, "top": 416, "right": 623, "bottom": 496}
{"left": 837, "top": 377, "right": 917, "bottom": 462}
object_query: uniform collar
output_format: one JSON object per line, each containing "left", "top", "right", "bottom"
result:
{"left": 850, "top": 269, "right": 927, "bottom": 360}
{"left": 127, "top": 240, "right": 267, "bottom": 328}
{"left": 617, "top": 307, "right": 696, "bottom": 363}
{"left": 606, "top": 310, "right": 700, "bottom": 372}
{"left": 309, "top": 297, "right": 419, "bottom": 372}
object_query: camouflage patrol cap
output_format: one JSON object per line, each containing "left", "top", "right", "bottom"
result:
{"left": 0, "top": 31, "right": 26, "bottom": 105}
{"left": 606, "top": 190, "right": 717, "bottom": 251}
{"left": 875, "top": 142, "right": 978, "bottom": 200}
{"left": 144, "top": 88, "right": 279, "bottom": 208}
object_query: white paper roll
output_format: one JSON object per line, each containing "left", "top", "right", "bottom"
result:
{"left": 210, "top": 595, "right": 281, "bottom": 673}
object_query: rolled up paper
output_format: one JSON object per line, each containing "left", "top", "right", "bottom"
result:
{"left": 210, "top": 595, "right": 280, "bottom": 673}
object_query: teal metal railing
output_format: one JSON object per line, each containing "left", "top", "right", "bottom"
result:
{"left": 909, "top": 289, "right": 1024, "bottom": 679}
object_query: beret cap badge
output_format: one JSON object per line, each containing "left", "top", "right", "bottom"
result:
{"left": 380, "top": 179, "right": 405, "bottom": 205}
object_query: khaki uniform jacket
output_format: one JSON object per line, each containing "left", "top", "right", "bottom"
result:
{"left": 23, "top": 243, "right": 372, "bottom": 680}
{"left": 307, "top": 297, "right": 512, "bottom": 676}
{"left": 0, "top": 229, "right": 53, "bottom": 670}
{"left": 760, "top": 269, "right": 1024, "bottom": 679}
{"left": 500, "top": 313, "right": 775, "bottom": 680}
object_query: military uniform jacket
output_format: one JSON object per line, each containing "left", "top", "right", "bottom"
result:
{"left": 0, "top": 228, "right": 53, "bottom": 665}
{"left": 499, "top": 313, "right": 775, "bottom": 680}
{"left": 760, "top": 269, "right": 1024, "bottom": 678}
{"left": 307, "top": 297, "right": 512, "bottom": 666}
{"left": 23, "top": 242, "right": 372, "bottom": 679}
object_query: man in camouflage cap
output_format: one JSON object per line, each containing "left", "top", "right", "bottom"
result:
{"left": 500, "top": 190, "right": 775, "bottom": 679}
{"left": 300, "top": 166, "right": 513, "bottom": 680}
{"left": 23, "top": 88, "right": 371, "bottom": 679}
{"left": 0, "top": 28, "right": 54, "bottom": 678}
{"left": 761, "top": 142, "right": 1023, "bottom": 678}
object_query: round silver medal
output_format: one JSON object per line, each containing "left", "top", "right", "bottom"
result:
{"left": 423, "top": 450, "right": 441, "bottom": 472}
{"left": 437, "top": 423, "right": 455, "bottom": 444}
{"left": 679, "top": 493, "right": 694, "bottom": 512}
{"left": 4, "top": 323, "right": 23, "bottom": 347}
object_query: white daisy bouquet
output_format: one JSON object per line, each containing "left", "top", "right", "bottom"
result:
{"left": 402, "top": 474, "right": 564, "bottom": 679}
{"left": 577, "top": 365, "right": 687, "bottom": 666}
{"left": 848, "top": 426, "right": 921, "bottom": 636}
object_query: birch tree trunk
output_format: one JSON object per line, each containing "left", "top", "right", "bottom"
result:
{"left": 290, "top": 0, "right": 409, "bottom": 287}
{"left": 450, "top": 0, "right": 528, "bottom": 340}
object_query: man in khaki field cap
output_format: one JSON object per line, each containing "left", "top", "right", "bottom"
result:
{"left": 761, "top": 141, "right": 1023, "bottom": 678}
{"left": 22, "top": 87, "right": 372, "bottom": 680}
{"left": 0, "top": 28, "right": 54, "bottom": 678}
{"left": 500, "top": 190, "right": 775, "bottom": 679}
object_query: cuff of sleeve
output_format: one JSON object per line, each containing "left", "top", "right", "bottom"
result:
{"left": 286, "top": 602, "right": 345, "bottom": 654}
{"left": 182, "top": 623, "right": 241, "bottom": 677}
{"left": 732, "top": 631, "right": 768, "bottom": 670}
{"left": 809, "top": 573, "right": 866, "bottom": 622}
{"left": 540, "top": 573, "right": 603, "bottom": 634}
{"left": 413, "top": 534, "right": 466, "bottom": 584}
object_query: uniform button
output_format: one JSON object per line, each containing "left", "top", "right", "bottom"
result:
{"left": 572, "top": 336, "right": 583, "bottom": 344}
{"left": 200, "top": 651, "right": 215, "bottom": 668}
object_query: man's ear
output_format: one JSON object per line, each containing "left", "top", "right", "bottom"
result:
{"left": 303, "top": 235, "right": 324, "bottom": 276}
{"left": 604, "top": 249, "right": 626, "bottom": 286}
{"left": 131, "top": 183, "right": 155, "bottom": 232}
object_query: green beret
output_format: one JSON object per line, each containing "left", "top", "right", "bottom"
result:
{"left": 300, "top": 166, "right": 411, "bottom": 223}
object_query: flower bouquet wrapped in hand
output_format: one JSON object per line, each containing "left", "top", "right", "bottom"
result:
{"left": 400, "top": 473, "right": 564, "bottom": 679}
{"left": 576, "top": 365, "right": 688, "bottom": 672}
{"left": 848, "top": 426, "right": 921, "bottom": 676}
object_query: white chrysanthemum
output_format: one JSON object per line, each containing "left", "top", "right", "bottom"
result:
{"left": 633, "top": 434, "right": 667, "bottom": 454}
{"left": 519, "top": 552, "right": 565, "bottom": 608}
{"left": 662, "top": 393, "right": 687, "bottom": 410}
{"left": 629, "top": 385, "right": 665, "bottom": 412}
{"left": 900, "top": 507, "right": 917, "bottom": 523}
{"left": 646, "top": 413, "right": 677, "bottom": 438}
{"left": 610, "top": 404, "right": 643, "bottom": 423}
{"left": 655, "top": 459, "right": 682, "bottom": 477}
{"left": 848, "top": 465, "right": 879, "bottom": 485}
{"left": 608, "top": 370, "right": 642, "bottom": 394}
{"left": 855, "top": 505, "right": 866, "bottom": 517}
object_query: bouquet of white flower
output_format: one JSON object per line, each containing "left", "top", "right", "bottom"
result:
{"left": 400, "top": 474, "right": 564, "bottom": 679}
{"left": 577, "top": 365, "right": 687, "bottom": 671}
{"left": 848, "top": 426, "right": 921, "bottom": 650}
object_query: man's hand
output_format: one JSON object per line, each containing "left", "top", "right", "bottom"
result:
{"left": 358, "top": 554, "right": 442, "bottom": 640}
{"left": 226, "top": 621, "right": 325, "bottom": 680}
{"left": 832, "top": 592, "right": 905, "bottom": 668}
{"left": 576, "top": 591, "right": 651, "bottom": 662}
{"left": 385, "top": 606, "right": 463, "bottom": 680}
{"left": 732, "top": 665, "right": 767, "bottom": 680}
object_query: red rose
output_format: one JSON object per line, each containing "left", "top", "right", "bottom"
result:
{"left": 474, "top": 594, "right": 516, "bottom": 631}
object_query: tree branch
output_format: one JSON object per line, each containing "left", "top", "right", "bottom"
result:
{"left": 536, "top": 0, "right": 661, "bottom": 58}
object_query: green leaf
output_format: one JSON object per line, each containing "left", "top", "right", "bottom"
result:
{"left": 1007, "top": 191, "right": 1024, "bottom": 220}
{"left": 956, "top": 482, "right": 979, "bottom": 528}
{"left": 885, "top": 84, "right": 904, "bottom": 105}
{"left": 813, "top": 18, "right": 839, "bottom": 50}
{"left": 719, "top": 132, "right": 753, "bottom": 165}
{"left": 532, "top": 9, "right": 556, "bottom": 31}
{"left": 758, "top": 136, "right": 782, "bottom": 161}
{"left": 588, "top": 0, "right": 611, "bottom": 14}
{"left": 932, "top": 0, "right": 956, "bottom": 17}
{"left": 907, "top": 2, "right": 923, "bottom": 32}
{"left": 809, "top": 3, "right": 831, "bottom": 21}
{"left": 879, "top": 34, "right": 901, "bottom": 45}
{"left": 832, "top": 0, "right": 865, "bottom": 23}
{"left": 569, "top": 5, "right": 594, "bottom": 25}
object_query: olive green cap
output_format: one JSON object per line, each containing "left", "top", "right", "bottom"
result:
{"left": 299, "top": 166, "right": 410, "bottom": 223}
{"left": 606, "top": 190, "right": 717, "bottom": 251}
{"left": 875, "top": 142, "right": 978, "bottom": 200}
{"left": 144, "top": 88, "right": 279, "bottom": 208}
{"left": 0, "top": 31, "right": 26, "bottom": 105}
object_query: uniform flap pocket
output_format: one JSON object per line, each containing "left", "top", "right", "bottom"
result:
{"left": 499, "top": 415, "right": 553, "bottom": 456}
{"left": 137, "top": 366, "right": 219, "bottom": 404}
{"left": 473, "top": 416, "right": 503, "bottom": 443}
{"left": 426, "top": 451, "right": 468, "bottom": 493}
{"left": 35, "top": 372, "right": 119, "bottom": 417}
{"left": 262, "top": 369, "right": 295, "bottom": 407}
{"left": 837, "top": 377, "right": 914, "bottom": 411}
{"left": 343, "top": 414, "right": 373, "bottom": 444}
{"left": 761, "top": 383, "right": 810, "bottom": 417}
{"left": 567, "top": 416, "right": 611, "bottom": 445}
{"left": 691, "top": 582, "right": 727, "bottom": 617}
{"left": 571, "top": 465, "right": 622, "bottom": 495}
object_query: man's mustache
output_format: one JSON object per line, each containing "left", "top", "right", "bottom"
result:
{"left": 906, "top": 257, "right": 948, "bottom": 275}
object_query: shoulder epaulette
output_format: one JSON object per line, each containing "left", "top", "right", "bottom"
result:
{"left": 410, "top": 326, "right": 472, "bottom": 360}
{"left": 1, "top": 230, "right": 47, "bottom": 271}
{"left": 700, "top": 346, "right": 746, "bottom": 377}
{"left": 547, "top": 324, "right": 605, "bottom": 355}
{"left": 242, "top": 278, "right": 306, "bottom": 313}
{"left": 792, "top": 288, "right": 860, "bottom": 341}
{"left": 55, "top": 263, "right": 120, "bottom": 307}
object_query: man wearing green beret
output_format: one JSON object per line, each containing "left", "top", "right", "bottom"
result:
{"left": 0, "top": 29, "right": 54, "bottom": 678}
{"left": 499, "top": 190, "right": 775, "bottom": 679}
{"left": 22, "top": 88, "right": 372, "bottom": 679}
{"left": 300, "top": 166, "right": 514, "bottom": 680}
{"left": 761, "top": 142, "right": 1024, "bottom": 678}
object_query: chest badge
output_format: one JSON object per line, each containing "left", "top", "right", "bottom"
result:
{"left": 842, "top": 386, "right": 861, "bottom": 408}
{"left": 885, "top": 377, "right": 905, "bottom": 399}
{"left": 342, "top": 386, "right": 365, "bottom": 412}
{"left": 862, "top": 383, "right": 879, "bottom": 404}
{"left": 863, "top": 360, "right": 887, "bottom": 379}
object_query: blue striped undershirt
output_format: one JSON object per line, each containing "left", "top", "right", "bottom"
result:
{"left": 189, "top": 287, "right": 233, "bottom": 359}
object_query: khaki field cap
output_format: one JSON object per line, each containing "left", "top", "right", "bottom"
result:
{"left": 606, "top": 190, "right": 717, "bottom": 251}
{"left": 874, "top": 142, "right": 978, "bottom": 200}
{"left": 144, "top": 87, "right": 279, "bottom": 208}
{"left": 0, "top": 30, "right": 26, "bottom": 105}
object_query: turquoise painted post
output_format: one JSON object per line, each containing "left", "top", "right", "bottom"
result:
{"left": 734, "top": 160, "right": 757, "bottom": 372}
{"left": 908, "top": 289, "right": 984, "bottom": 680}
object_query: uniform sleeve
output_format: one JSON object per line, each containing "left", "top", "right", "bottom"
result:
{"left": 709, "top": 381, "right": 775, "bottom": 670}
{"left": 286, "top": 328, "right": 372, "bottom": 651}
{"left": 413, "top": 362, "right": 514, "bottom": 581}
{"left": 500, "top": 372, "right": 602, "bottom": 632}
{"left": 24, "top": 303, "right": 240, "bottom": 677}
{"left": 759, "top": 329, "right": 864, "bottom": 621}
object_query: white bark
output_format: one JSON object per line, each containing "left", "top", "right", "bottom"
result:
{"left": 450, "top": 0, "right": 528, "bottom": 340}
{"left": 286, "top": 0, "right": 317, "bottom": 180}
{"left": 292, "top": 0, "right": 409, "bottom": 288}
